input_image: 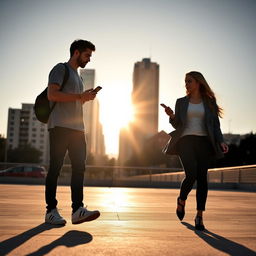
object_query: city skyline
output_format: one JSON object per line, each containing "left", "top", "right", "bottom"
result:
{"left": 1, "top": 0, "right": 256, "bottom": 156}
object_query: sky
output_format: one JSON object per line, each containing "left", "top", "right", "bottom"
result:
{"left": 1, "top": 0, "right": 256, "bottom": 157}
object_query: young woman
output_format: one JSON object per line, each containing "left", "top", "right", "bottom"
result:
{"left": 163, "top": 71, "right": 228, "bottom": 230}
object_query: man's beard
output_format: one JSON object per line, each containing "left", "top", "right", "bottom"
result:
{"left": 77, "top": 56, "right": 88, "bottom": 68}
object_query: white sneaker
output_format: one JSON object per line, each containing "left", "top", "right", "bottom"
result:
{"left": 72, "top": 206, "right": 100, "bottom": 224}
{"left": 45, "top": 208, "right": 67, "bottom": 225}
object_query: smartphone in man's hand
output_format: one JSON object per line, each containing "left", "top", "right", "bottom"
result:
{"left": 92, "top": 86, "right": 102, "bottom": 93}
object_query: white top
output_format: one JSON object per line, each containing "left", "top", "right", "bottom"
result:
{"left": 181, "top": 102, "right": 207, "bottom": 137}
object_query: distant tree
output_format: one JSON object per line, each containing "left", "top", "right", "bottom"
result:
{"left": 7, "top": 144, "right": 42, "bottom": 163}
{"left": 217, "top": 133, "right": 256, "bottom": 167}
{"left": 86, "top": 153, "right": 95, "bottom": 165}
{"left": 216, "top": 144, "right": 240, "bottom": 167}
{"left": 108, "top": 157, "right": 116, "bottom": 166}
{"left": 125, "top": 154, "right": 141, "bottom": 166}
{"left": 94, "top": 154, "right": 113, "bottom": 166}
{"left": 239, "top": 133, "right": 256, "bottom": 165}
{"left": 0, "top": 135, "right": 6, "bottom": 162}
{"left": 64, "top": 152, "right": 116, "bottom": 166}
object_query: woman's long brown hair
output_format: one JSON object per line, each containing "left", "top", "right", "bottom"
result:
{"left": 186, "top": 71, "right": 223, "bottom": 118}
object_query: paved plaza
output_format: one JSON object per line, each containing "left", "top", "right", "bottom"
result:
{"left": 0, "top": 184, "right": 255, "bottom": 256}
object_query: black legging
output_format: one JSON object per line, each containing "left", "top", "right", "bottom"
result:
{"left": 177, "top": 135, "right": 213, "bottom": 211}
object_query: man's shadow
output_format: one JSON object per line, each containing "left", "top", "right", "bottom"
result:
{"left": 26, "top": 230, "right": 92, "bottom": 256}
{"left": 181, "top": 222, "right": 255, "bottom": 256}
{"left": 0, "top": 223, "right": 92, "bottom": 256}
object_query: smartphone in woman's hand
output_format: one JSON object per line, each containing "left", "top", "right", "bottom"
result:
{"left": 160, "top": 103, "right": 167, "bottom": 109}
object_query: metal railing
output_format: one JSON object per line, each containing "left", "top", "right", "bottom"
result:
{"left": 134, "top": 164, "right": 256, "bottom": 184}
{"left": 0, "top": 162, "right": 255, "bottom": 190}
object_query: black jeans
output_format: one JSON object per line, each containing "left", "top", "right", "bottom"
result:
{"left": 45, "top": 127, "right": 86, "bottom": 213}
{"left": 177, "top": 135, "right": 213, "bottom": 211}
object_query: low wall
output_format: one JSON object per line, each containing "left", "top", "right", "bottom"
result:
{"left": 0, "top": 164, "right": 255, "bottom": 191}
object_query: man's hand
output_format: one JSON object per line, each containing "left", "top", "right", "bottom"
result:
{"left": 80, "top": 89, "right": 97, "bottom": 104}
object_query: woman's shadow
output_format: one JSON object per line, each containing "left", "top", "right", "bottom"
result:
{"left": 0, "top": 223, "right": 92, "bottom": 256}
{"left": 181, "top": 222, "right": 255, "bottom": 256}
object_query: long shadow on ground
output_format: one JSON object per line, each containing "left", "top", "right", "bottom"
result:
{"left": 0, "top": 223, "right": 92, "bottom": 256}
{"left": 182, "top": 222, "right": 255, "bottom": 256}
{"left": 26, "top": 230, "right": 92, "bottom": 256}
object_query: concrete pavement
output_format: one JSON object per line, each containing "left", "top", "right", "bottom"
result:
{"left": 0, "top": 184, "right": 255, "bottom": 256}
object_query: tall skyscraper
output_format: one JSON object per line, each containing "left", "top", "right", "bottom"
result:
{"left": 80, "top": 69, "right": 105, "bottom": 160}
{"left": 6, "top": 103, "right": 49, "bottom": 163}
{"left": 119, "top": 58, "right": 159, "bottom": 165}
{"left": 118, "top": 126, "right": 134, "bottom": 165}
{"left": 132, "top": 58, "right": 159, "bottom": 138}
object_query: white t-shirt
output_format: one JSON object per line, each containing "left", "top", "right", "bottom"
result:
{"left": 181, "top": 102, "right": 207, "bottom": 137}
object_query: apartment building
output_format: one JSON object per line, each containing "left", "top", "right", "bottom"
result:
{"left": 7, "top": 103, "right": 49, "bottom": 164}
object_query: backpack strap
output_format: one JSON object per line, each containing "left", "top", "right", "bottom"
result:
{"left": 49, "top": 63, "right": 69, "bottom": 114}
{"left": 59, "top": 63, "right": 69, "bottom": 91}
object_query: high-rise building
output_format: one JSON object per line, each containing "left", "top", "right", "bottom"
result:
{"left": 6, "top": 103, "right": 49, "bottom": 163}
{"left": 80, "top": 69, "right": 95, "bottom": 89}
{"left": 118, "top": 126, "right": 134, "bottom": 165}
{"left": 119, "top": 58, "right": 159, "bottom": 165}
{"left": 80, "top": 69, "right": 105, "bottom": 160}
{"left": 132, "top": 58, "right": 159, "bottom": 138}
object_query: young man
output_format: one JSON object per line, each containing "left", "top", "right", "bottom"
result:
{"left": 45, "top": 39, "right": 100, "bottom": 225}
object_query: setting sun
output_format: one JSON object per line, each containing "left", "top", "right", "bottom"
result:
{"left": 97, "top": 81, "right": 135, "bottom": 156}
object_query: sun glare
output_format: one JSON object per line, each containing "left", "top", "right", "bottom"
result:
{"left": 99, "top": 82, "right": 134, "bottom": 127}
{"left": 97, "top": 81, "right": 134, "bottom": 156}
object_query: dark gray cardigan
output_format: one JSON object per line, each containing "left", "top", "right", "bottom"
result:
{"left": 163, "top": 96, "right": 224, "bottom": 159}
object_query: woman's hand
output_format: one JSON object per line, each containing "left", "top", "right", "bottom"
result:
{"left": 220, "top": 142, "right": 229, "bottom": 154}
{"left": 165, "top": 107, "right": 175, "bottom": 119}
{"left": 160, "top": 103, "right": 175, "bottom": 119}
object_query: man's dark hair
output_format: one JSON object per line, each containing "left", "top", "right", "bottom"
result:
{"left": 70, "top": 39, "right": 96, "bottom": 57}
